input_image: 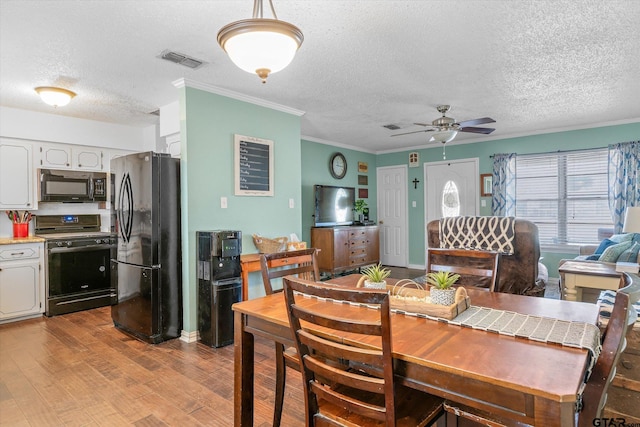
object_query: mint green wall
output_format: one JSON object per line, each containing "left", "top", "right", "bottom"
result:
{"left": 180, "top": 87, "right": 302, "bottom": 332}
{"left": 377, "top": 122, "right": 640, "bottom": 275}
{"left": 300, "top": 140, "right": 377, "bottom": 244}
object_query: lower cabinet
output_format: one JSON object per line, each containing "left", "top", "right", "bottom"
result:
{"left": 311, "top": 226, "right": 380, "bottom": 276}
{"left": 0, "top": 242, "right": 44, "bottom": 322}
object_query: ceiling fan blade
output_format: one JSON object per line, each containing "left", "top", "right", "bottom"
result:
{"left": 459, "top": 126, "right": 495, "bottom": 134}
{"left": 413, "top": 122, "right": 431, "bottom": 127}
{"left": 457, "top": 117, "right": 496, "bottom": 127}
{"left": 391, "top": 129, "right": 435, "bottom": 137}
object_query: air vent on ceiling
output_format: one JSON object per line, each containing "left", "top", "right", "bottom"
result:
{"left": 159, "top": 49, "right": 206, "bottom": 69}
{"left": 382, "top": 124, "right": 401, "bottom": 130}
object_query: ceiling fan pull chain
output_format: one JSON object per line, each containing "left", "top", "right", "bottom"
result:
{"left": 442, "top": 144, "right": 446, "bottom": 160}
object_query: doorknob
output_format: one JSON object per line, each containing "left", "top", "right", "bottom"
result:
{"left": 379, "top": 220, "right": 384, "bottom": 224}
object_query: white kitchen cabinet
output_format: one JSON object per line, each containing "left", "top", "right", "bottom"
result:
{"left": 165, "top": 133, "right": 181, "bottom": 158}
{"left": 0, "top": 138, "right": 36, "bottom": 209}
{"left": 73, "top": 147, "right": 104, "bottom": 170}
{"left": 38, "top": 144, "right": 104, "bottom": 171}
{"left": 0, "top": 242, "right": 44, "bottom": 322}
{"left": 39, "top": 143, "right": 72, "bottom": 169}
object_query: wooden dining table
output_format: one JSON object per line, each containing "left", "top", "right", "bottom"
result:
{"left": 232, "top": 275, "right": 599, "bottom": 426}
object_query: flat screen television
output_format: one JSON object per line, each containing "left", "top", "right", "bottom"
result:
{"left": 314, "top": 185, "right": 355, "bottom": 227}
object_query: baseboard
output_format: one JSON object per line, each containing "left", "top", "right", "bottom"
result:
{"left": 180, "top": 330, "right": 199, "bottom": 343}
{"left": 408, "top": 263, "right": 425, "bottom": 270}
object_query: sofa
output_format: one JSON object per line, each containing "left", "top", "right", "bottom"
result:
{"left": 559, "top": 232, "right": 640, "bottom": 272}
{"left": 427, "top": 218, "right": 547, "bottom": 297}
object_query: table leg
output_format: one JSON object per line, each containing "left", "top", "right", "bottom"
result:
{"left": 241, "top": 269, "right": 249, "bottom": 301}
{"left": 234, "top": 311, "right": 254, "bottom": 426}
{"left": 562, "top": 273, "right": 578, "bottom": 302}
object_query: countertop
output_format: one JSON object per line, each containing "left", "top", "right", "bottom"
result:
{"left": 0, "top": 236, "right": 45, "bottom": 245}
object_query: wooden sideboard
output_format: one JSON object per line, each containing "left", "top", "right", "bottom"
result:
{"left": 311, "top": 225, "right": 379, "bottom": 276}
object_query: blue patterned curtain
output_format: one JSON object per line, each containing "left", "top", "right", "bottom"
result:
{"left": 492, "top": 153, "right": 516, "bottom": 216}
{"left": 608, "top": 141, "right": 640, "bottom": 233}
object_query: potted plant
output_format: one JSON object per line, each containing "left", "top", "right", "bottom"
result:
{"left": 353, "top": 199, "right": 368, "bottom": 224}
{"left": 425, "top": 271, "right": 460, "bottom": 305}
{"left": 360, "top": 263, "right": 391, "bottom": 289}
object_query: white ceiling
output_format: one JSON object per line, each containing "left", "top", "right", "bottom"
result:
{"left": 1, "top": 0, "right": 639, "bottom": 153}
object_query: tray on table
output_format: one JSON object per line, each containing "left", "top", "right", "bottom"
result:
{"left": 387, "top": 284, "right": 470, "bottom": 320}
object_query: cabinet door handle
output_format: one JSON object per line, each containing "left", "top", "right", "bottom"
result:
{"left": 11, "top": 252, "right": 25, "bottom": 256}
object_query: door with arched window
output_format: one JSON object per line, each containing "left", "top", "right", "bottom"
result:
{"left": 425, "top": 158, "right": 478, "bottom": 225}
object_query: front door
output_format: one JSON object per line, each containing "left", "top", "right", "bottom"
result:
{"left": 377, "top": 165, "right": 408, "bottom": 267}
{"left": 425, "top": 158, "right": 479, "bottom": 225}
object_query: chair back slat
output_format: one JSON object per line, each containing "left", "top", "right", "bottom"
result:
{"left": 260, "top": 249, "right": 320, "bottom": 295}
{"left": 427, "top": 248, "right": 501, "bottom": 292}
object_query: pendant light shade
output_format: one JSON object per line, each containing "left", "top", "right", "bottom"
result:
{"left": 35, "top": 86, "right": 76, "bottom": 107}
{"left": 217, "top": 0, "right": 303, "bottom": 83}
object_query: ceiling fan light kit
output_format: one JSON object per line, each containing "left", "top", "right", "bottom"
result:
{"left": 34, "top": 86, "right": 76, "bottom": 107}
{"left": 217, "top": 0, "right": 303, "bottom": 83}
{"left": 430, "top": 129, "right": 458, "bottom": 144}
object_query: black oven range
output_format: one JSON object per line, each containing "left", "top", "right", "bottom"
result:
{"left": 35, "top": 214, "right": 116, "bottom": 316}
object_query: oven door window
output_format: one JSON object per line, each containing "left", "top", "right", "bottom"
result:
{"left": 48, "top": 247, "right": 112, "bottom": 296}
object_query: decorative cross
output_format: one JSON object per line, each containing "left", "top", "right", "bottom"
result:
{"left": 412, "top": 178, "right": 420, "bottom": 189}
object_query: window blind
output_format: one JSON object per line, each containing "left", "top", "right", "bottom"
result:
{"left": 515, "top": 148, "right": 612, "bottom": 246}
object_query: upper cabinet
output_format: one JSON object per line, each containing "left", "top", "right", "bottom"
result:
{"left": 165, "top": 133, "right": 181, "bottom": 158}
{"left": 73, "top": 147, "right": 104, "bottom": 170}
{"left": 38, "top": 144, "right": 104, "bottom": 171}
{"left": 0, "top": 138, "right": 36, "bottom": 209}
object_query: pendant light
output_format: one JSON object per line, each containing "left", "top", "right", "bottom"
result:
{"left": 217, "top": 0, "right": 303, "bottom": 83}
{"left": 34, "top": 87, "right": 76, "bottom": 107}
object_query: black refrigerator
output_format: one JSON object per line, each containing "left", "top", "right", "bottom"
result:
{"left": 111, "top": 151, "right": 182, "bottom": 344}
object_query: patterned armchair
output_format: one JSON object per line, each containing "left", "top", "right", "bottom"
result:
{"left": 427, "top": 217, "right": 547, "bottom": 296}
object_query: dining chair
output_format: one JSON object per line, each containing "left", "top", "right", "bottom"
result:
{"left": 442, "top": 272, "right": 640, "bottom": 427}
{"left": 426, "top": 248, "right": 501, "bottom": 292}
{"left": 283, "top": 276, "right": 444, "bottom": 426}
{"left": 260, "top": 248, "right": 320, "bottom": 427}
{"left": 577, "top": 272, "right": 639, "bottom": 426}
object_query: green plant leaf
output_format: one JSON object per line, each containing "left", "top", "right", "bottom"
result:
{"left": 361, "top": 263, "right": 390, "bottom": 283}
{"left": 425, "top": 271, "right": 460, "bottom": 289}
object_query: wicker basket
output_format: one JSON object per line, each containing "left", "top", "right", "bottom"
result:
{"left": 252, "top": 234, "right": 288, "bottom": 253}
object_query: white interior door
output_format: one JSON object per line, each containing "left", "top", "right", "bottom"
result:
{"left": 377, "top": 165, "right": 408, "bottom": 267}
{"left": 425, "top": 159, "right": 479, "bottom": 225}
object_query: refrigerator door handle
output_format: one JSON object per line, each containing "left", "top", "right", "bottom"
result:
{"left": 117, "top": 173, "right": 134, "bottom": 243}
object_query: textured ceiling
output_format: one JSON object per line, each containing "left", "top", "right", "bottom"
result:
{"left": 1, "top": 0, "right": 639, "bottom": 153}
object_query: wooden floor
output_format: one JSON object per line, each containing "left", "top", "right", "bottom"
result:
{"left": 0, "top": 306, "right": 305, "bottom": 426}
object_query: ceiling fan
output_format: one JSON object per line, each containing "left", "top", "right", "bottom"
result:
{"left": 392, "top": 105, "right": 496, "bottom": 143}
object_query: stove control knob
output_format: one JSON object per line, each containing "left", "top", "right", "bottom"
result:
{"left": 96, "top": 239, "right": 102, "bottom": 244}
{"left": 66, "top": 241, "right": 72, "bottom": 247}
{"left": 56, "top": 242, "right": 64, "bottom": 247}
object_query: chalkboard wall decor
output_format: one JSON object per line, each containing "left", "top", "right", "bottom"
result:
{"left": 234, "top": 134, "right": 274, "bottom": 196}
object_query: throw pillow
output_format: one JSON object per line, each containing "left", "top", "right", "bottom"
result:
{"left": 617, "top": 242, "right": 640, "bottom": 263}
{"left": 594, "top": 238, "right": 616, "bottom": 255}
{"left": 599, "top": 241, "right": 633, "bottom": 262}
{"left": 610, "top": 233, "right": 635, "bottom": 243}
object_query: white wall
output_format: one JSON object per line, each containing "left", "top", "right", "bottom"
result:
{"left": 0, "top": 106, "right": 156, "bottom": 150}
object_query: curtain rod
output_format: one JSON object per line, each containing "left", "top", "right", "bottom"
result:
{"left": 489, "top": 146, "right": 608, "bottom": 158}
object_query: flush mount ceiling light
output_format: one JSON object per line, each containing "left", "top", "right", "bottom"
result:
{"left": 34, "top": 86, "right": 76, "bottom": 107}
{"left": 217, "top": 0, "right": 303, "bottom": 83}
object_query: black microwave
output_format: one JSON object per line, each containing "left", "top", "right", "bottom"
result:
{"left": 40, "top": 169, "right": 108, "bottom": 202}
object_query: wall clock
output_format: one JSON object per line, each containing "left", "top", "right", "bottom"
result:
{"left": 329, "top": 152, "right": 347, "bottom": 179}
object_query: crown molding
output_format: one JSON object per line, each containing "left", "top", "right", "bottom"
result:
{"left": 172, "top": 78, "right": 305, "bottom": 117}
